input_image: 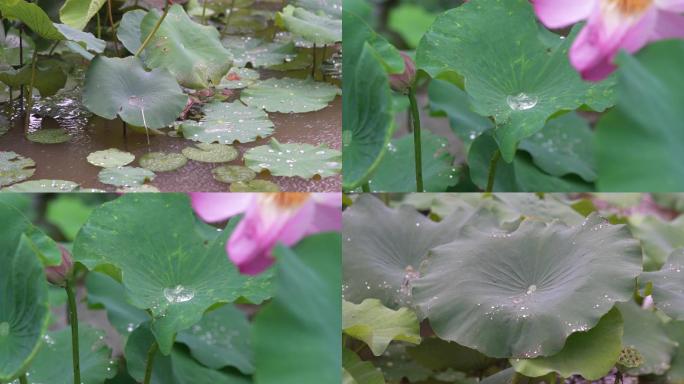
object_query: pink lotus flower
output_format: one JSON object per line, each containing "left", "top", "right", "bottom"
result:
{"left": 532, "top": 0, "right": 684, "bottom": 81}
{"left": 190, "top": 193, "right": 341, "bottom": 275}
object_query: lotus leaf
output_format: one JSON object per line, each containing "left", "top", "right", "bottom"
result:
{"left": 117, "top": 9, "right": 146, "bottom": 55}
{"left": 86, "top": 148, "right": 135, "bottom": 168}
{"left": 181, "top": 101, "right": 274, "bottom": 144}
{"left": 244, "top": 139, "right": 341, "bottom": 178}
{"left": 222, "top": 36, "right": 295, "bottom": 68}
{"left": 83, "top": 56, "right": 187, "bottom": 129}
{"left": 54, "top": 23, "right": 105, "bottom": 54}
{"left": 140, "top": 5, "right": 232, "bottom": 89}
{"left": 641, "top": 249, "right": 684, "bottom": 320}
{"left": 117, "top": 184, "right": 161, "bottom": 193}
{"left": 73, "top": 194, "right": 272, "bottom": 354}
{"left": 182, "top": 143, "right": 238, "bottom": 163}
{"left": 139, "top": 152, "right": 188, "bottom": 172}
{"left": 26, "top": 128, "right": 70, "bottom": 144}
{"left": 342, "top": 298, "right": 421, "bottom": 356}
{"left": 293, "top": 0, "right": 342, "bottom": 18}
{"left": 241, "top": 77, "right": 340, "bottom": 113}
{"left": 0, "top": 28, "right": 35, "bottom": 67}
{"left": 0, "top": 151, "right": 35, "bottom": 187}
{"left": 276, "top": 5, "right": 341, "bottom": 45}
{"left": 407, "top": 337, "right": 495, "bottom": 373}
{"left": 0, "top": 59, "right": 67, "bottom": 97}
{"left": 217, "top": 67, "right": 260, "bottom": 89}
{"left": 629, "top": 214, "right": 684, "bottom": 271}
{"left": 374, "top": 343, "right": 431, "bottom": 383}
{"left": 667, "top": 321, "right": 684, "bottom": 383}
{"left": 211, "top": 165, "right": 256, "bottom": 184}
{"left": 98, "top": 166, "right": 155, "bottom": 187}
{"left": 58, "top": 0, "right": 107, "bottom": 30}
{"left": 85, "top": 271, "right": 148, "bottom": 336}
{"left": 229, "top": 180, "right": 280, "bottom": 192}
{"left": 0, "top": 0, "right": 64, "bottom": 40}
{"left": 342, "top": 348, "right": 385, "bottom": 384}
{"left": 412, "top": 214, "right": 641, "bottom": 358}
{"left": 3, "top": 179, "right": 79, "bottom": 192}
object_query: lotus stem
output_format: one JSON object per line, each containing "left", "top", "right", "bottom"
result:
{"left": 96, "top": 11, "right": 102, "bottom": 39}
{"left": 361, "top": 182, "right": 370, "bottom": 192}
{"left": 547, "top": 373, "right": 557, "bottom": 384}
{"left": 65, "top": 279, "right": 81, "bottom": 384}
{"left": 19, "top": 26, "right": 24, "bottom": 108}
{"left": 201, "top": 0, "right": 208, "bottom": 25}
{"left": 408, "top": 86, "right": 424, "bottom": 192}
{"left": 143, "top": 342, "right": 158, "bottom": 384}
{"left": 24, "top": 49, "right": 38, "bottom": 134}
{"left": 312, "top": 43, "right": 317, "bottom": 78}
{"left": 486, "top": 149, "right": 501, "bottom": 193}
{"left": 221, "top": 0, "right": 236, "bottom": 37}
{"left": 107, "top": 0, "right": 120, "bottom": 56}
{"left": 135, "top": 0, "right": 171, "bottom": 57}
{"left": 19, "top": 374, "right": 28, "bottom": 384}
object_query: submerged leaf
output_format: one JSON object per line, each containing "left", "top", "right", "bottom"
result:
{"left": 26, "top": 128, "right": 70, "bottom": 144}
{"left": 243, "top": 139, "right": 341, "bottom": 178}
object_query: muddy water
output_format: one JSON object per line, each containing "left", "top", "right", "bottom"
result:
{"left": 0, "top": 94, "right": 341, "bottom": 192}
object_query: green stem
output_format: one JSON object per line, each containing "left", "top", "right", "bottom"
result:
{"left": 221, "top": 0, "right": 236, "bottom": 37}
{"left": 407, "top": 87, "right": 423, "bottom": 192}
{"left": 65, "top": 280, "right": 81, "bottom": 384}
{"left": 135, "top": 1, "right": 171, "bottom": 57}
{"left": 19, "top": 374, "right": 28, "bottom": 384}
{"left": 361, "top": 182, "right": 370, "bottom": 192}
{"left": 143, "top": 342, "right": 158, "bottom": 384}
{"left": 546, "top": 372, "right": 557, "bottom": 384}
{"left": 24, "top": 49, "right": 38, "bottom": 134}
{"left": 486, "top": 149, "right": 501, "bottom": 193}
{"left": 96, "top": 11, "right": 101, "bottom": 39}
{"left": 106, "top": 0, "right": 120, "bottom": 56}
{"left": 201, "top": 0, "right": 208, "bottom": 25}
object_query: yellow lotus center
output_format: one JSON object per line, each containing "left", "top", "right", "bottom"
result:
{"left": 606, "top": 0, "right": 652, "bottom": 15}
{"left": 264, "top": 193, "right": 311, "bottom": 210}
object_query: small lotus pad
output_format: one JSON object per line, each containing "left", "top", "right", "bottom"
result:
{"left": 241, "top": 77, "right": 340, "bottom": 113}
{"left": 139, "top": 152, "right": 188, "bottom": 172}
{"left": 87, "top": 148, "right": 135, "bottom": 168}
{"left": 26, "top": 128, "right": 70, "bottom": 144}
{"left": 98, "top": 166, "right": 156, "bottom": 187}
{"left": 2, "top": 179, "right": 79, "bottom": 192}
{"left": 182, "top": 143, "right": 238, "bottom": 163}
{"left": 211, "top": 165, "right": 256, "bottom": 184}
{"left": 229, "top": 180, "right": 280, "bottom": 192}
{"left": 244, "top": 139, "right": 340, "bottom": 178}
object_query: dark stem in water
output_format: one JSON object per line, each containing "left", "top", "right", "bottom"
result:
{"left": 311, "top": 44, "right": 317, "bottom": 78}
{"left": 65, "top": 279, "right": 81, "bottom": 384}
{"left": 19, "top": 26, "right": 24, "bottom": 108}
{"left": 407, "top": 86, "right": 424, "bottom": 192}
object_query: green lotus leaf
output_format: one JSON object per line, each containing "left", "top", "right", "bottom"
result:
{"left": 176, "top": 304, "right": 253, "bottom": 374}
{"left": 617, "top": 301, "right": 678, "bottom": 375}
{"left": 0, "top": 0, "right": 64, "bottom": 40}
{"left": 125, "top": 324, "right": 250, "bottom": 384}
{"left": 276, "top": 5, "right": 341, "bottom": 45}
{"left": 343, "top": 195, "right": 502, "bottom": 309}
{"left": 0, "top": 59, "right": 67, "bottom": 97}
{"left": 629, "top": 214, "right": 684, "bottom": 271}
{"left": 26, "top": 325, "right": 117, "bottom": 384}
{"left": 244, "top": 139, "right": 341, "bottom": 178}
{"left": 26, "top": 128, "right": 70, "bottom": 144}
{"left": 388, "top": 4, "right": 437, "bottom": 49}
{"left": 182, "top": 143, "right": 238, "bottom": 163}
{"left": 85, "top": 271, "right": 148, "bottom": 336}
{"left": 73, "top": 194, "right": 273, "bottom": 354}
{"left": 229, "top": 180, "right": 280, "bottom": 192}
{"left": 59, "top": 0, "right": 107, "bottom": 30}
{"left": 181, "top": 101, "right": 274, "bottom": 144}
{"left": 241, "top": 77, "right": 340, "bottom": 113}
{"left": 667, "top": 321, "right": 684, "bottom": 383}
{"left": 46, "top": 196, "right": 96, "bottom": 241}
{"left": 117, "top": 9, "right": 146, "bottom": 55}
{"left": 510, "top": 307, "right": 623, "bottom": 380}
{"left": 253, "top": 234, "right": 341, "bottom": 384}
{"left": 480, "top": 368, "right": 516, "bottom": 384}
{"left": 54, "top": 23, "right": 105, "bottom": 53}
{"left": 217, "top": 67, "right": 260, "bottom": 89}
{"left": 83, "top": 56, "right": 187, "bottom": 129}
{"left": 0, "top": 28, "right": 35, "bottom": 67}
{"left": 140, "top": 5, "right": 232, "bottom": 89}
{"left": 367, "top": 131, "right": 458, "bottom": 192}
{"left": 342, "top": 348, "right": 385, "bottom": 384}
{"left": 343, "top": 8, "right": 403, "bottom": 74}
{"left": 374, "top": 343, "right": 431, "bottom": 383}
{"left": 413, "top": 214, "right": 642, "bottom": 358}
{"left": 87, "top": 148, "right": 135, "bottom": 168}
{"left": 416, "top": 0, "right": 615, "bottom": 162}
{"left": 641, "top": 249, "right": 684, "bottom": 320}
{"left": 407, "top": 337, "right": 495, "bottom": 374}
{"left": 0, "top": 203, "right": 50, "bottom": 381}
{"left": 211, "top": 165, "right": 256, "bottom": 184}
{"left": 139, "top": 152, "right": 188, "bottom": 172}
{"left": 98, "top": 166, "right": 155, "bottom": 187}
{"left": 3, "top": 179, "right": 79, "bottom": 192}
{"left": 0, "top": 199, "right": 61, "bottom": 267}
{"left": 343, "top": 299, "right": 421, "bottom": 356}
{"left": 294, "top": 0, "right": 342, "bottom": 18}
{"left": 0, "top": 151, "right": 35, "bottom": 187}
{"left": 221, "top": 36, "right": 295, "bottom": 68}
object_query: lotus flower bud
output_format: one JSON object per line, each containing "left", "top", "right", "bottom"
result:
{"left": 389, "top": 52, "right": 416, "bottom": 94}
{"left": 45, "top": 244, "right": 74, "bottom": 286}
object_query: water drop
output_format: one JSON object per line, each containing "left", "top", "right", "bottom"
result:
{"left": 507, "top": 93, "right": 538, "bottom": 111}
{"left": 163, "top": 285, "right": 195, "bottom": 303}
{"left": 526, "top": 285, "right": 537, "bottom": 295}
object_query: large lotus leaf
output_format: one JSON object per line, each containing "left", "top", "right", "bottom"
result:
{"left": 83, "top": 56, "right": 187, "bottom": 129}
{"left": 72, "top": 194, "right": 273, "bottom": 355}
{"left": 388, "top": 4, "right": 437, "bottom": 49}
{"left": 0, "top": 0, "right": 64, "bottom": 40}
{"left": 667, "top": 321, "right": 684, "bottom": 383}
{"left": 629, "top": 214, "right": 684, "bottom": 271}
{"left": 0, "top": 212, "right": 50, "bottom": 381}
{"left": 0, "top": 200, "right": 62, "bottom": 268}
{"left": 416, "top": 0, "right": 615, "bottom": 162}
{"left": 26, "top": 325, "right": 117, "bottom": 384}
{"left": 367, "top": 131, "right": 459, "bottom": 192}
{"left": 342, "top": 9, "right": 403, "bottom": 74}
{"left": 294, "top": 0, "right": 342, "bottom": 18}
{"left": 253, "top": 234, "right": 341, "bottom": 384}
{"left": 140, "top": 5, "right": 232, "bottom": 89}
{"left": 244, "top": 139, "right": 341, "bottom": 178}
{"left": 276, "top": 5, "right": 341, "bottom": 45}
{"left": 241, "top": 77, "right": 340, "bottom": 113}
{"left": 510, "top": 308, "right": 623, "bottom": 380}
{"left": 176, "top": 304, "right": 253, "bottom": 374}
{"left": 413, "top": 214, "right": 642, "bottom": 358}
{"left": 221, "top": 36, "right": 295, "bottom": 68}
{"left": 342, "top": 348, "right": 385, "bottom": 384}
{"left": 617, "top": 301, "right": 678, "bottom": 375}
{"left": 407, "top": 337, "right": 495, "bottom": 374}
{"left": 342, "top": 299, "right": 421, "bottom": 356}
{"left": 343, "top": 195, "right": 505, "bottom": 309}
{"left": 0, "top": 151, "right": 35, "bottom": 187}
{"left": 59, "top": 0, "right": 107, "bottom": 30}
{"left": 374, "top": 343, "right": 431, "bottom": 383}
{"left": 181, "top": 101, "right": 274, "bottom": 144}
{"left": 641, "top": 249, "right": 684, "bottom": 320}
{"left": 126, "top": 324, "right": 250, "bottom": 384}
{"left": 54, "top": 23, "right": 105, "bottom": 55}
{"left": 596, "top": 41, "right": 684, "bottom": 191}
{"left": 85, "top": 271, "right": 148, "bottom": 336}
{"left": 117, "top": 9, "right": 146, "bottom": 55}
{"left": 0, "top": 59, "right": 67, "bottom": 97}
{"left": 480, "top": 368, "right": 516, "bottom": 384}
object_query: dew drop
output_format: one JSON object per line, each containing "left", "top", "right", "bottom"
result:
{"left": 526, "top": 284, "right": 537, "bottom": 295}
{"left": 163, "top": 285, "right": 195, "bottom": 303}
{"left": 507, "top": 93, "right": 538, "bottom": 111}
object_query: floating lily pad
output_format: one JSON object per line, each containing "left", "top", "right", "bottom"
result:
{"left": 181, "top": 101, "right": 274, "bottom": 144}
{"left": 413, "top": 214, "right": 642, "bottom": 358}
{"left": 222, "top": 36, "right": 295, "bottom": 68}
{"left": 241, "top": 77, "right": 340, "bottom": 113}
{"left": 211, "top": 165, "right": 256, "bottom": 184}
{"left": 98, "top": 166, "right": 155, "bottom": 187}
{"left": 139, "top": 152, "right": 188, "bottom": 172}
{"left": 86, "top": 148, "right": 135, "bottom": 168}
{"left": 140, "top": 5, "right": 232, "bottom": 89}
{"left": 83, "top": 56, "right": 187, "bottom": 129}
{"left": 182, "top": 143, "right": 238, "bottom": 163}
{"left": 26, "top": 128, "right": 70, "bottom": 144}
{"left": 641, "top": 249, "right": 684, "bottom": 320}
{"left": 229, "top": 180, "right": 280, "bottom": 192}
{"left": 0, "top": 151, "right": 36, "bottom": 187}
{"left": 244, "top": 139, "right": 341, "bottom": 178}
{"left": 2, "top": 179, "right": 79, "bottom": 192}
{"left": 217, "top": 67, "right": 260, "bottom": 89}
{"left": 276, "top": 5, "right": 341, "bottom": 45}
{"left": 116, "top": 184, "right": 161, "bottom": 193}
